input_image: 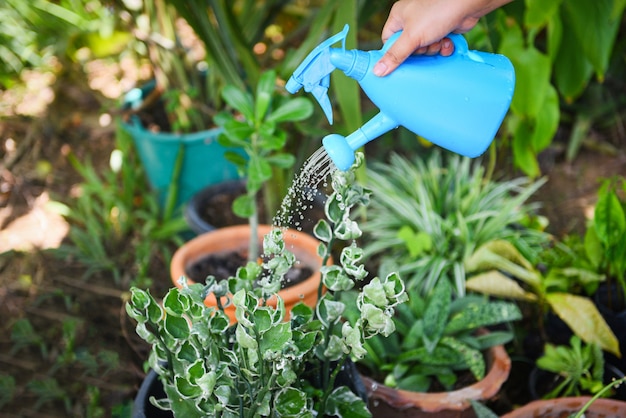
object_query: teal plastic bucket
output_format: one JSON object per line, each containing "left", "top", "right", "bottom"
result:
{"left": 120, "top": 84, "right": 241, "bottom": 208}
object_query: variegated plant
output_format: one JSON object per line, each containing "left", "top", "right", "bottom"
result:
{"left": 126, "top": 153, "right": 407, "bottom": 417}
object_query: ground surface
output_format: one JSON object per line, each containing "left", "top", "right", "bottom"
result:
{"left": 1, "top": 62, "right": 625, "bottom": 416}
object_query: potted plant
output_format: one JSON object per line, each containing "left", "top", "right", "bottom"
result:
{"left": 465, "top": 239, "right": 621, "bottom": 358}
{"left": 127, "top": 154, "right": 408, "bottom": 417}
{"left": 353, "top": 280, "right": 520, "bottom": 417}
{"left": 118, "top": 0, "right": 313, "bottom": 210}
{"left": 583, "top": 176, "right": 626, "bottom": 370}
{"left": 529, "top": 335, "right": 625, "bottom": 400}
{"left": 361, "top": 151, "right": 549, "bottom": 297}
{"left": 184, "top": 69, "right": 313, "bottom": 242}
{"left": 168, "top": 70, "right": 316, "bottom": 321}
{"left": 118, "top": 0, "right": 242, "bottom": 210}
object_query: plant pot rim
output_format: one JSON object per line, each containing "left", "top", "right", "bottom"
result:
{"left": 500, "top": 396, "right": 626, "bottom": 418}
{"left": 361, "top": 336, "right": 511, "bottom": 412}
{"left": 170, "top": 224, "right": 324, "bottom": 319}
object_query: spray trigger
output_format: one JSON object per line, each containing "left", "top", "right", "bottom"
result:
{"left": 285, "top": 25, "right": 350, "bottom": 125}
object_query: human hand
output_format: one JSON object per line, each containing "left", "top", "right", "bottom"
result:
{"left": 373, "top": 0, "right": 511, "bottom": 77}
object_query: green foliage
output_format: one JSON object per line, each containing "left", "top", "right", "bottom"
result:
{"left": 127, "top": 153, "right": 406, "bottom": 417}
{"left": 362, "top": 151, "right": 549, "bottom": 297}
{"left": 0, "top": 374, "right": 16, "bottom": 410}
{"left": 215, "top": 69, "right": 313, "bottom": 260}
{"left": 357, "top": 280, "right": 521, "bottom": 392}
{"left": 10, "top": 317, "right": 48, "bottom": 358}
{"left": 536, "top": 336, "right": 606, "bottom": 399}
{"left": 465, "top": 240, "right": 620, "bottom": 356}
{"left": 584, "top": 176, "right": 626, "bottom": 294}
{"left": 0, "top": 0, "right": 126, "bottom": 87}
{"left": 480, "top": 1, "right": 626, "bottom": 176}
{"left": 54, "top": 126, "right": 188, "bottom": 288}
{"left": 27, "top": 377, "right": 71, "bottom": 413}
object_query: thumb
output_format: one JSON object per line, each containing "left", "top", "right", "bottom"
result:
{"left": 373, "top": 32, "right": 416, "bottom": 77}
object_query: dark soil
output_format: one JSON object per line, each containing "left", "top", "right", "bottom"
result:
{"left": 185, "top": 250, "right": 313, "bottom": 288}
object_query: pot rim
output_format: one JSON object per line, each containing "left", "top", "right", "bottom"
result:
{"left": 170, "top": 224, "right": 324, "bottom": 314}
{"left": 361, "top": 330, "right": 511, "bottom": 412}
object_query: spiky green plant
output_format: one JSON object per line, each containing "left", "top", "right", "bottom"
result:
{"left": 362, "top": 151, "right": 549, "bottom": 297}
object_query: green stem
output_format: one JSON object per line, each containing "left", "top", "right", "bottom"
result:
{"left": 320, "top": 355, "right": 348, "bottom": 413}
{"left": 571, "top": 377, "right": 626, "bottom": 418}
{"left": 319, "top": 235, "right": 335, "bottom": 301}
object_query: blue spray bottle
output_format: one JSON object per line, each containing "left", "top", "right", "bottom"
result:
{"left": 286, "top": 25, "right": 515, "bottom": 171}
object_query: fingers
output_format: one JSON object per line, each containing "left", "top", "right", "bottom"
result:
{"left": 373, "top": 31, "right": 420, "bottom": 77}
{"left": 373, "top": 36, "right": 455, "bottom": 77}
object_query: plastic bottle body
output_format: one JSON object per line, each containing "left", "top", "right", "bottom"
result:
{"left": 331, "top": 47, "right": 514, "bottom": 158}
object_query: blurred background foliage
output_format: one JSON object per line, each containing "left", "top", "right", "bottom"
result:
{"left": 1, "top": 0, "right": 624, "bottom": 177}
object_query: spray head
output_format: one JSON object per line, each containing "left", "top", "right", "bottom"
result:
{"left": 285, "top": 25, "right": 352, "bottom": 125}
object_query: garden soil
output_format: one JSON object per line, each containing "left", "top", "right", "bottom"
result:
{"left": 1, "top": 65, "right": 626, "bottom": 417}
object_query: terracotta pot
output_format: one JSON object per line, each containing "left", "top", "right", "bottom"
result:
{"left": 501, "top": 396, "right": 626, "bottom": 418}
{"left": 362, "top": 342, "right": 511, "bottom": 418}
{"left": 170, "top": 224, "right": 323, "bottom": 322}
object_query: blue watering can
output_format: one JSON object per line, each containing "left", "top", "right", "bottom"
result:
{"left": 286, "top": 25, "right": 515, "bottom": 171}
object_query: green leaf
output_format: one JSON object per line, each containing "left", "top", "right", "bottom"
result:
{"left": 260, "top": 322, "right": 292, "bottom": 353}
{"left": 553, "top": 12, "right": 594, "bottom": 101}
{"left": 267, "top": 152, "right": 296, "bottom": 169}
{"left": 444, "top": 301, "right": 521, "bottom": 334}
{"left": 322, "top": 266, "right": 354, "bottom": 292}
{"left": 235, "top": 323, "right": 258, "bottom": 349}
{"left": 470, "top": 399, "right": 500, "bottom": 418}
{"left": 594, "top": 190, "right": 626, "bottom": 246}
{"left": 175, "top": 375, "right": 201, "bottom": 398}
{"left": 397, "top": 226, "right": 432, "bottom": 257}
{"left": 531, "top": 85, "right": 560, "bottom": 152}
{"left": 524, "top": 0, "right": 564, "bottom": 28}
{"left": 222, "top": 85, "right": 254, "bottom": 121}
{"left": 164, "top": 314, "right": 190, "bottom": 340}
{"left": 247, "top": 155, "right": 272, "bottom": 193}
{"left": 317, "top": 295, "right": 345, "bottom": 326}
{"left": 274, "top": 387, "right": 311, "bottom": 417}
{"left": 163, "top": 288, "right": 188, "bottom": 316}
{"left": 505, "top": 44, "right": 551, "bottom": 117}
{"left": 562, "top": 0, "right": 624, "bottom": 79}
{"left": 313, "top": 219, "right": 332, "bottom": 242}
{"left": 219, "top": 120, "right": 254, "bottom": 146}
{"left": 232, "top": 194, "right": 254, "bottom": 218}
{"left": 512, "top": 119, "right": 541, "bottom": 177}
{"left": 255, "top": 70, "right": 276, "bottom": 122}
{"left": 267, "top": 97, "right": 313, "bottom": 123}
{"left": 441, "top": 337, "right": 485, "bottom": 381}
{"left": 583, "top": 226, "right": 603, "bottom": 269}
{"left": 475, "top": 331, "right": 515, "bottom": 350}
{"left": 325, "top": 386, "right": 371, "bottom": 418}
{"left": 422, "top": 280, "right": 451, "bottom": 352}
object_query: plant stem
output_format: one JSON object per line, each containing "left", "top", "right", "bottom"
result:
{"left": 571, "top": 376, "right": 626, "bottom": 418}
{"left": 319, "top": 236, "right": 335, "bottom": 301}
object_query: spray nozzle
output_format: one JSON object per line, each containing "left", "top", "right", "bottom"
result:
{"left": 285, "top": 25, "right": 351, "bottom": 125}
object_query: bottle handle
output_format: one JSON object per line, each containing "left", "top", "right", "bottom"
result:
{"left": 381, "top": 31, "right": 469, "bottom": 57}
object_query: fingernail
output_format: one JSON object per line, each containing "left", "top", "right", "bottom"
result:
{"left": 373, "top": 61, "right": 387, "bottom": 77}
{"left": 443, "top": 39, "right": 451, "bottom": 49}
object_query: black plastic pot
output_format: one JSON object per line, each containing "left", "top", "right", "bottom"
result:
{"left": 184, "top": 179, "right": 246, "bottom": 234}
{"left": 185, "top": 180, "right": 327, "bottom": 236}
{"left": 133, "top": 369, "right": 172, "bottom": 418}
{"left": 593, "top": 283, "right": 626, "bottom": 371}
